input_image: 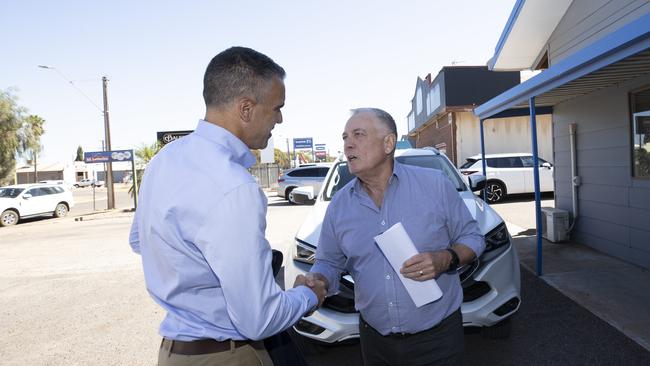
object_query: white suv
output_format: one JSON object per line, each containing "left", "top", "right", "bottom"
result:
{"left": 284, "top": 148, "right": 521, "bottom": 343}
{"left": 0, "top": 183, "right": 75, "bottom": 226}
{"left": 277, "top": 164, "right": 331, "bottom": 204}
{"left": 459, "top": 153, "right": 554, "bottom": 203}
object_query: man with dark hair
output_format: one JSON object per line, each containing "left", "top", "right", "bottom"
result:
{"left": 129, "top": 46, "right": 326, "bottom": 366}
{"left": 310, "top": 108, "right": 484, "bottom": 365}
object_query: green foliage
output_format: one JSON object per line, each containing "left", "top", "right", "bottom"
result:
{"left": 21, "top": 114, "right": 46, "bottom": 160}
{"left": 0, "top": 91, "right": 49, "bottom": 185}
{"left": 129, "top": 142, "right": 162, "bottom": 197}
{"left": 75, "top": 146, "right": 84, "bottom": 161}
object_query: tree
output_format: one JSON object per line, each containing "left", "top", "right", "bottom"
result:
{"left": 75, "top": 146, "right": 84, "bottom": 161}
{"left": 20, "top": 115, "right": 46, "bottom": 182}
{"left": 0, "top": 90, "right": 25, "bottom": 185}
{"left": 129, "top": 142, "right": 162, "bottom": 197}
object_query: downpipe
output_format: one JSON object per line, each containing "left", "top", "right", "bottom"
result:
{"left": 568, "top": 123, "right": 580, "bottom": 233}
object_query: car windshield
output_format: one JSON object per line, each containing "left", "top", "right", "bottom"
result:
{"left": 0, "top": 188, "right": 25, "bottom": 198}
{"left": 324, "top": 154, "right": 466, "bottom": 201}
{"left": 460, "top": 159, "right": 478, "bottom": 169}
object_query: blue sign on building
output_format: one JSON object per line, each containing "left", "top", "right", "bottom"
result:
{"left": 293, "top": 137, "right": 313, "bottom": 149}
{"left": 84, "top": 149, "right": 134, "bottom": 164}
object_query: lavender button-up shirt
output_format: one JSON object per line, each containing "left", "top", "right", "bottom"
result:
{"left": 311, "top": 161, "right": 484, "bottom": 335}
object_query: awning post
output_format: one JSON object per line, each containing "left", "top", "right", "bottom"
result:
{"left": 530, "top": 97, "right": 543, "bottom": 276}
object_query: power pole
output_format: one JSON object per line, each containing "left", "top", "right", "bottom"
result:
{"left": 102, "top": 76, "right": 115, "bottom": 209}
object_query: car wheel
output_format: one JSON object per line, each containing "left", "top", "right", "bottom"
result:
{"left": 286, "top": 187, "right": 296, "bottom": 205}
{"left": 484, "top": 181, "right": 506, "bottom": 203}
{"left": 54, "top": 203, "right": 68, "bottom": 218}
{"left": 481, "top": 317, "right": 512, "bottom": 339}
{"left": 74, "top": 184, "right": 79, "bottom": 188}
{"left": 0, "top": 210, "right": 19, "bottom": 227}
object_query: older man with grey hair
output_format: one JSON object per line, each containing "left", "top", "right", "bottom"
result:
{"left": 310, "top": 108, "right": 485, "bottom": 365}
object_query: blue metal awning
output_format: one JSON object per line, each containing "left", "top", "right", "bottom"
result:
{"left": 474, "top": 11, "right": 650, "bottom": 276}
{"left": 477, "top": 11, "right": 650, "bottom": 119}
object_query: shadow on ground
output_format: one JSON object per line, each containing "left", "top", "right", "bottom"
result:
{"left": 287, "top": 265, "right": 650, "bottom": 366}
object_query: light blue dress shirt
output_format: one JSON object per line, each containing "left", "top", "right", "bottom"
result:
{"left": 311, "top": 162, "right": 484, "bottom": 336}
{"left": 129, "top": 120, "right": 317, "bottom": 341}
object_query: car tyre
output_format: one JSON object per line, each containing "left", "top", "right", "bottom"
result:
{"left": 286, "top": 187, "right": 296, "bottom": 205}
{"left": 481, "top": 317, "right": 512, "bottom": 339}
{"left": 54, "top": 203, "right": 68, "bottom": 218}
{"left": 1, "top": 209, "right": 19, "bottom": 227}
{"left": 74, "top": 184, "right": 80, "bottom": 188}
{"left": 484, "top": 181, "right": 506, "bottom": 203}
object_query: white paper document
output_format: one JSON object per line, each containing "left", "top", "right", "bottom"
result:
{"left": 374, "top": 222, "right": 443, "bottom": 307}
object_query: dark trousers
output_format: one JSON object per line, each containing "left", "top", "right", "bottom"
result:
{"left": 359, "top": 309, "right": 464, "bottom": 366}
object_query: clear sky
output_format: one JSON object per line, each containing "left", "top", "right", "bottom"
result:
{"left": 1, "top": 0, "right": 514, "bottom": 163}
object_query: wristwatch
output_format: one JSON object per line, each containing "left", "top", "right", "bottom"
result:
{"left": 446, "top": 248, "right": 460, "bottom": 272}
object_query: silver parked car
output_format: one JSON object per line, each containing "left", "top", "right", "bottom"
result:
{"left": 284, "top": 147, "right": 521, "bottom": 343}
{"left": 277, "top": 164, "right": 331, "bottom": 204}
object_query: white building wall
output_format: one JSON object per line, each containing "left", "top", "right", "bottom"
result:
{"left": 455, "top": 111, "right": 553, "bottom": 166}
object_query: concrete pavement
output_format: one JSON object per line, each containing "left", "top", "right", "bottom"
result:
{"left": 492, "top": 196, "right": 650, "bottom": 352}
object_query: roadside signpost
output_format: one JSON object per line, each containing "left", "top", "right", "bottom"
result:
{"left": 293, "top": 137, "right": 314, "bottom": 162}
{"left": 84, "top": 149, "right": 138, "bottom": 209}
{"left": 157, "top": 130, "right": 193, "bottom": 146}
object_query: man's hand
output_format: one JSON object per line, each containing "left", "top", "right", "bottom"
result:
{"left": 400, "top": 250, "right": 451, "bottom": 281}
{"left": 293, "top": 273, "right": 328, "bottom": 309}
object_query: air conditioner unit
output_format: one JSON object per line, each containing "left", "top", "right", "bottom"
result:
{"left": 541, "top": 207, "right": 570, "bottom": 242}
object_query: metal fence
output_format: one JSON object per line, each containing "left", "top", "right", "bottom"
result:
{"left": 249, "top": 163, "right": 282, "bottom": 189}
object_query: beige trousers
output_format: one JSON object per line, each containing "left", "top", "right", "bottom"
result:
{"left": 158, "top": 340, "right": 274, "bottom": 366}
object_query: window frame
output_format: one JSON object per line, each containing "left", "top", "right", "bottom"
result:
{"left": 629, "top": 85, "right": 650, "bottom": 180}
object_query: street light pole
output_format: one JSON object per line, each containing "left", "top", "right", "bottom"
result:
{"left": 102, "top": 76, "right": 115, "bottom": 209}
{"left": 38, "top": 65, "right": 115, "bottom": 209}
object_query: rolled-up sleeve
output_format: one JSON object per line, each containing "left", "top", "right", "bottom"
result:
{"left": 440, "top": 176, "right": 485, "bottom": 257}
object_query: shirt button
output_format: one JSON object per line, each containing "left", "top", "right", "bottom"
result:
{"left": 381, "top": 220, "right": 386, "bottom": 226}
{"left": 385, "top": 274, "right": 391, "bottom": 280}
{"left": 389, "top": 302, "right": 394, "bottom": 307}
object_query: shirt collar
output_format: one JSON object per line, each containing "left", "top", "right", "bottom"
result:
{"left": 350, "top": 160, "right": 403, "bottom": 195}
{"left": 194, "top": 119, "right": 257, "bottom": 168}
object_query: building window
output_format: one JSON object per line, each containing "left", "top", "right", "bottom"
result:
{"left": 631, "top": 87, "right": 650, "bottom": 178}
{"left": 416, "top": 87, "right": 423, "bottom": 115}
{"left": 407, "top": 111, "right": 415, "bottom": 132}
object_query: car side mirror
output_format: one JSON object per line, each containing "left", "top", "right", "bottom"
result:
{"left": 22, "top": 193, "right": 32, "bottom": 199}
{"left": 291, "top": 186, "right": 316, "bottom": 205}
{"left": 542, "top": 162, "right": 552, "bottom": 169}
{"left": 468, "top": 175, "right": 486, "bottom": 192}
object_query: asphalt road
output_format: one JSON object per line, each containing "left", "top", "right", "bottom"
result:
{"left": 1, "top": 193, "right": 649, "bottom": 365}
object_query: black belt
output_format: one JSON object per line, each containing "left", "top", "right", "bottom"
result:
{"left": 160, "top": 338, "right": 264, "bottom": 355}
{"left": 360, "top": 308, "right": 461, "bottom": 339}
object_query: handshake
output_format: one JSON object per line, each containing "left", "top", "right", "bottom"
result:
{"left": 293, "top": 272, "right": 328, "bottom": 312}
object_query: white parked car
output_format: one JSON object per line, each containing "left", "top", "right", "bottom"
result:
{"left": 0, "top": 183, "right": 75, "bottom": 226}
{"left": 459, "top": 153, "right": 554, "bottom": 203}
{"left": 284, "top": 147, "right": 521, "bottom": 343}
{"left": 74, "top": 178, "right": 104, "bottom": 188}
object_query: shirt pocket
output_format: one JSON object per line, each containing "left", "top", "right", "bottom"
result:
{"left": 400, "top": 213, "right": 450, "bottom": 252}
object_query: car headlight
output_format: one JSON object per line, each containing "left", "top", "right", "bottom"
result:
{"left": 484, "top": 223, "right": 510, "bottom": 253}
{"left": 293, "top": 238, "right": 316, "bottom": 265}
